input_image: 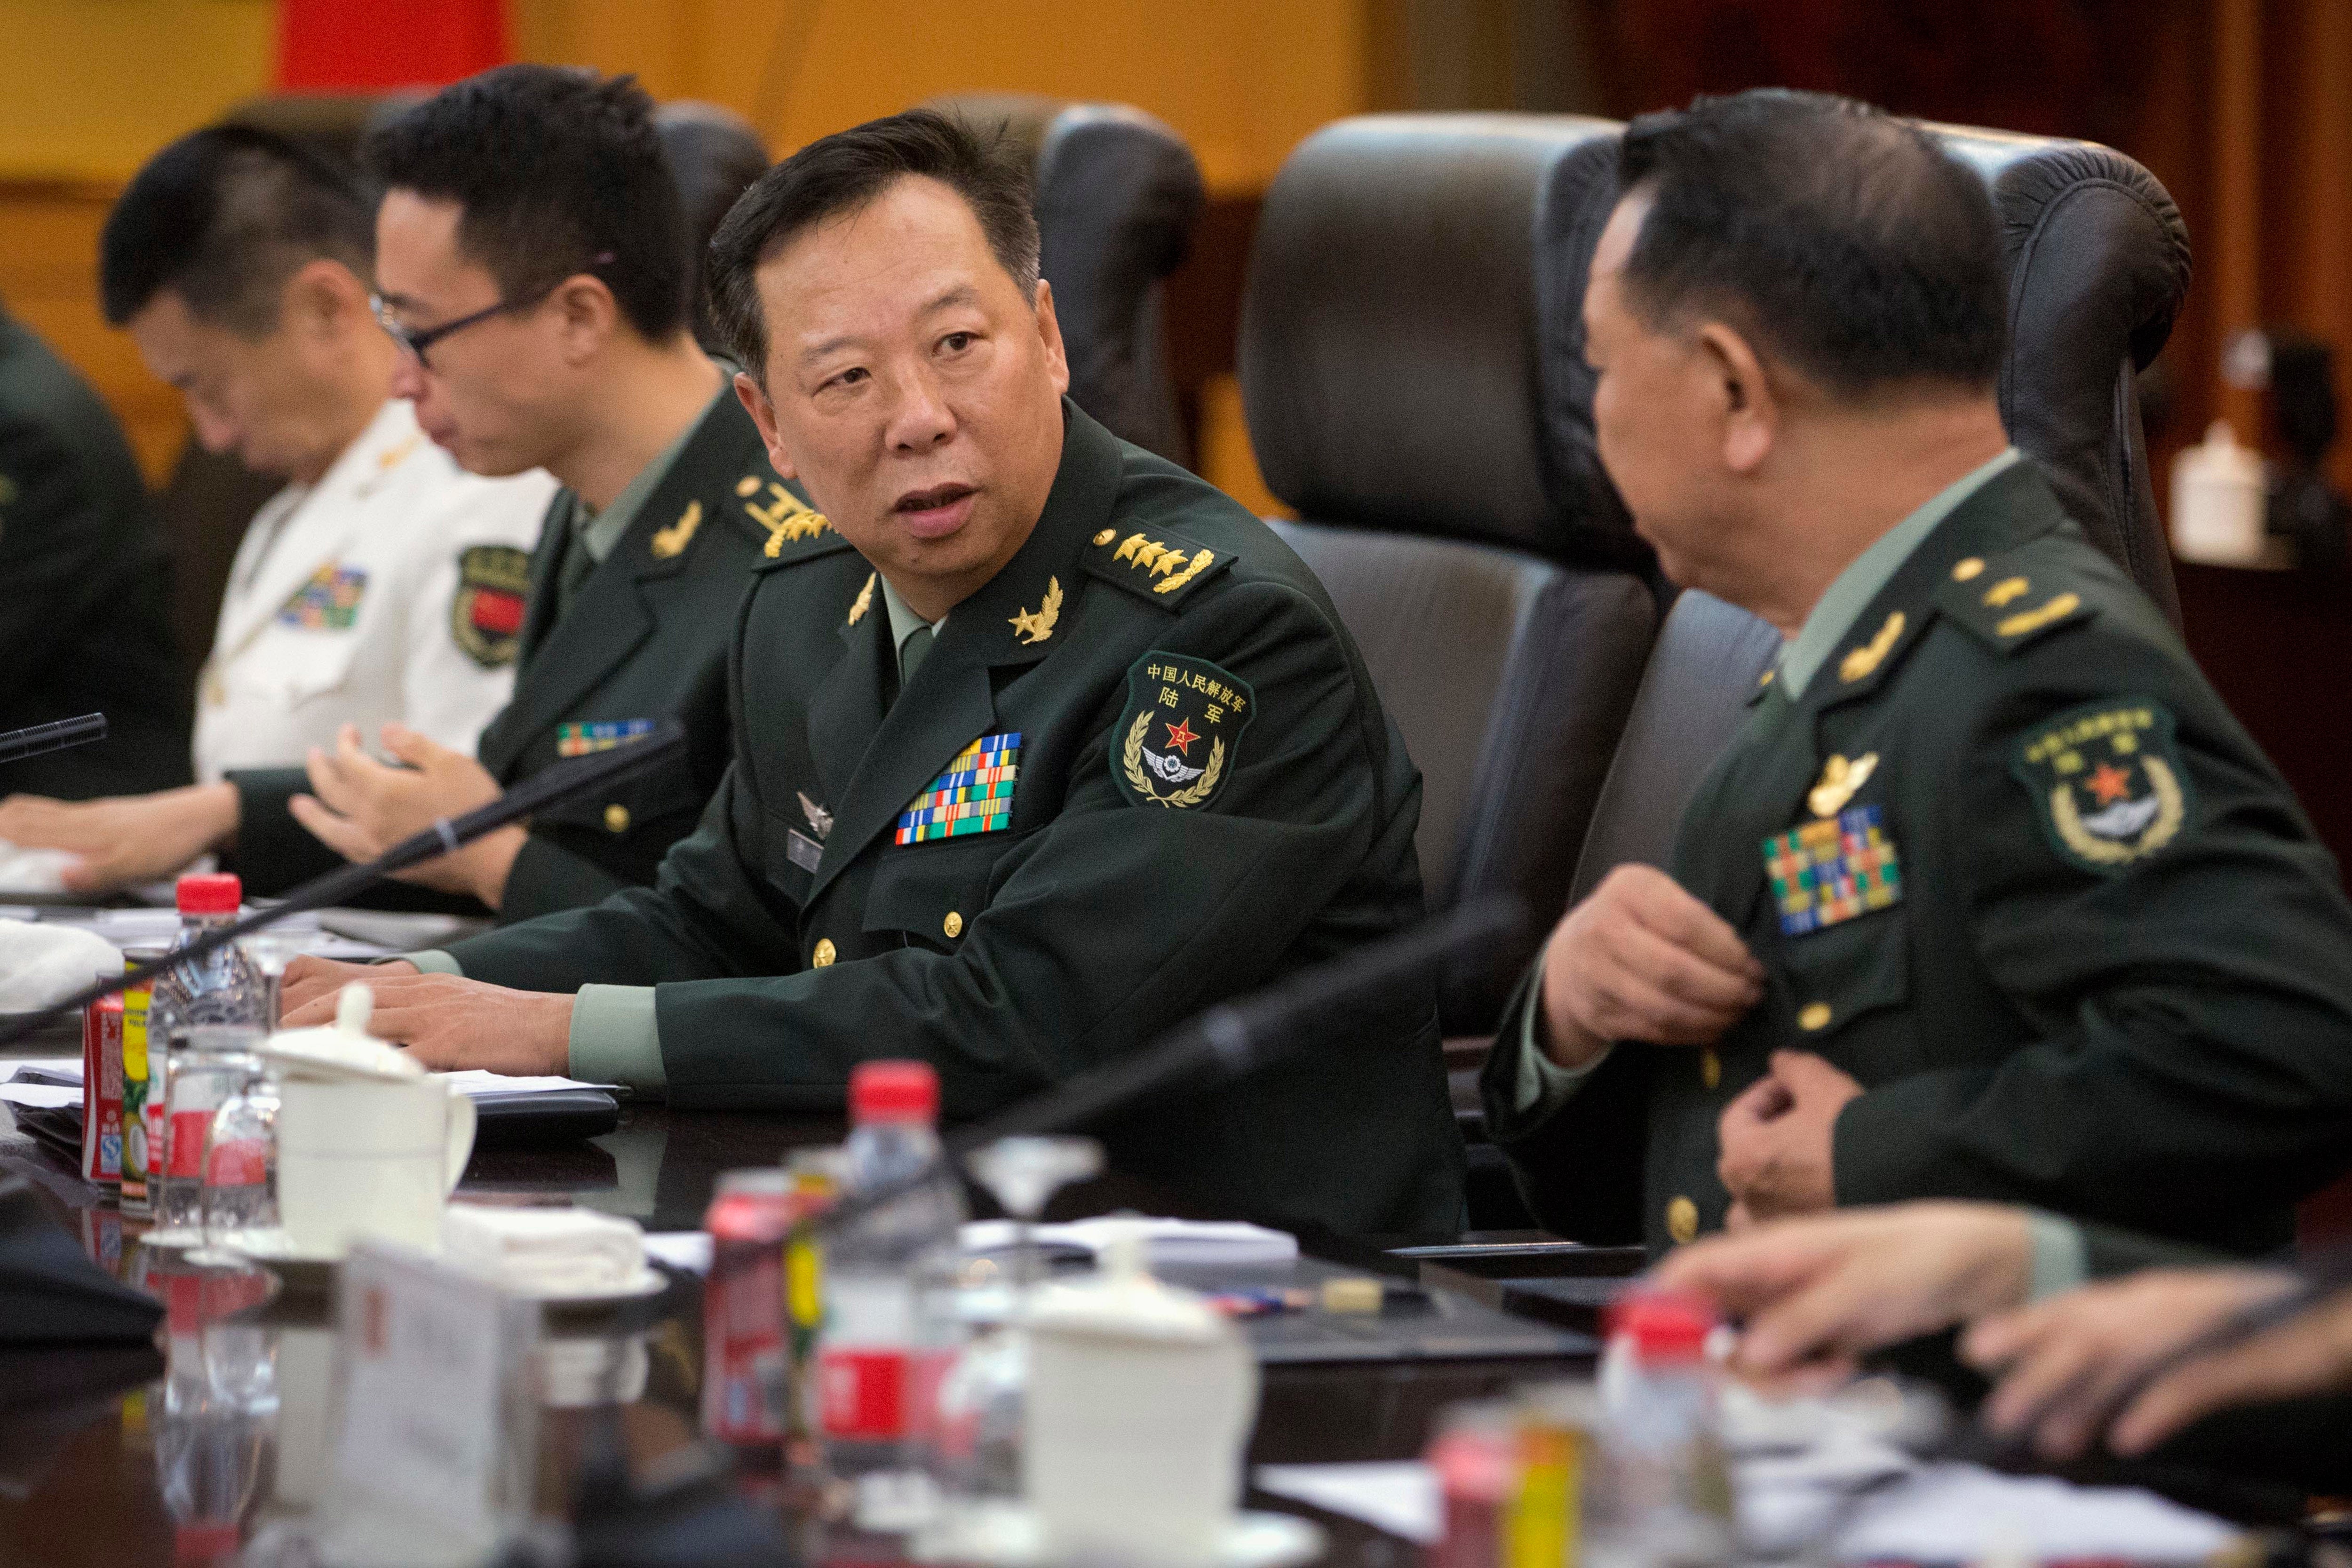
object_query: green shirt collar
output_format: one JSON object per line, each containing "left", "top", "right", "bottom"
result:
{"left": 1778, "top": 447, "right": 2022, "bottom": 700}
{"left": 877, "top": 574, "right": 945, "bottom": 678}
{"left": 570, "top": 388, "right": 722, "bottom": 564}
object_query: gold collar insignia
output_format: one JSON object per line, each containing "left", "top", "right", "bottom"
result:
{"left": 1009, "top": 576, "right": 1063, "bottom": 645}
{"left": 846, "top": 572, "right": 875, "bottom": 627}
{"left": 651, "top": 500, "right": 701, "bottom": 558}
{"left": 1838, "top": 611, "right": 1906, "bottom": 685}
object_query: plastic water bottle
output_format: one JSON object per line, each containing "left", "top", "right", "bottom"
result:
{"left": 148, "top": 873, "right": 268, "bottom": 1238}
{"left": 1588, "top": 1289, "right": 1734, "bottom": 1568}
{"left": 817, "top": 1059, "right": 967, "bottom": 1533}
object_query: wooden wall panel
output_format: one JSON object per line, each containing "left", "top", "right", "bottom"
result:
{"left": 0, "top": 181, "right": 179, "bottom": 483}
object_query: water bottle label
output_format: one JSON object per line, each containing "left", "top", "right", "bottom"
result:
{"left": 819, "top": 1347, "right": 908, "bottom": 1439}
{"left": 168, "top": 1109, "right": 213, "bottom": 1179}
{"left": 206, "top": 1137, "right": 268, "bottom": 1189}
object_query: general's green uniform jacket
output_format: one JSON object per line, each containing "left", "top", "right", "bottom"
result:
{"left": 229, "top": 394, "right": 788, "bottom": 920}
{"left": 444, "top": 404, "right": 1465, "bottom": 1234}
{"left": 0, "top": 307, "right": 189, "bottom": 799}
{"left": 1484, "top": 462, "right": 2352, "bottom": 1258}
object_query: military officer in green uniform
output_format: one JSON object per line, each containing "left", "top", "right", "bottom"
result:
{"left": 1480, "top": 91, "right": 2352, "bottom": 1260}
{"left": 0, "top": 303, "right": 188, "bottom": 800}
{"left": 283, "top": 110, "right": 1462, "bottom": 1234}
{"left": 227, "top": 68, "right": 808, "bottom": 922}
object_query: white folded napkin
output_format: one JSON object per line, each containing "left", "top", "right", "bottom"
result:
{"left": 0, "top": 921, "right": 120, "bottom": 1010}
{"left": 0, "top": 841, "right": 82, "bottom": 897}
{"left": 440, "top": 1203, "right": 645, "bottom": 1294}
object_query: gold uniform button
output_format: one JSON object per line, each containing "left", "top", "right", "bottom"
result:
{"left": 736, "top": 475, "right": 763, "bottom": 497}
{"left": 603, "top": 804, "right": 630, "bottom": 834}
{"left": 1093, "top": 528, "right": 1117, "bottom": 546}
{"left": 1952, "top": 556, "right": 1986, "bottom": 582}
{"left": 1798, "top": 1000, "right": 1833, "bottom": 1032}
{"left": 1700, "top": 1049, "right": 1721, "bottom": 1090}
{"left": 812, "top": 938, "right": 837, "bottom": 967}
{"left": 1666, "top": 1196, "right": 1700, "bottom": 1245}
{"left": 943, "top": 910, "right": 963, "bottom": 939}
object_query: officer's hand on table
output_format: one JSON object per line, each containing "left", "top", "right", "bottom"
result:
{"left": 278, "top": 954, "right": 572, "bottom": 1074}
{"left": 1962, "top": 1266, "right": 2302, "bottom": 1461}
{"left": 288, "top": 723, "right": 524, "bottom": 907}
{"left": 1717, "top": 1050, "right": 1862, "bottom": 1225}
{"left": 2092, "top": 1282, "right": 2352, "bottom": 1457}
{"left": 1539, "top": 864, "right": 1765, "bottom": 1069}
{"left": 1655, "top": 1202, "right": 2033, "bottom": 1392}
{"left": 0, "top": 782, "right": 237, "bottom": 892}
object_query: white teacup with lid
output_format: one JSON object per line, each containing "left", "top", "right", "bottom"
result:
{"left": 261, "top": 984, "right": 476, "bottom": 1255}
{"left": 1022, "top": 1222, "right": 1260, "bottom": 1568}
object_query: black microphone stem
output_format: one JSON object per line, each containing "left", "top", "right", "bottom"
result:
{"left": 0, "top": 724, "right": 688, "bottom": 1052}
{"left": 0, "top": 713, "right": 106, "bottom": 766}
{"left": 814, "top": 894, "right": 1526, "bottom": 1239}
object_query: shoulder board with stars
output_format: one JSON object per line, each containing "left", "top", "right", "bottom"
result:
{"left": 1934, "top": 546, "right": 2099, "bottom": 655}
{"left": 736, "top": 472, "right": 855, "bottom": 569}
{"left": 1081, "top": 523, "right": 1234, "bottom": 607}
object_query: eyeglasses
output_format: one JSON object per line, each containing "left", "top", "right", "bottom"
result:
{"left": 370, "top": 253, "right": 615, "bottom": 370}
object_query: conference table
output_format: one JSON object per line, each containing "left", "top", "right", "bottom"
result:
{"left": 0, "top": 1093, "right": 1590, "bottom": 1568}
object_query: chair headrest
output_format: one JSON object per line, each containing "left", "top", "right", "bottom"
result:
{"left": 1240, "top": 114, "right": 1639, "bottom": 565}
{"left": 1922, "top": 124, "right": 2190, "bottom": 622}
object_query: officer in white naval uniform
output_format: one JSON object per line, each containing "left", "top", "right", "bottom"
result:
{"left": 193, "top": 395, "right": 548, "bottom": 782}
{"left": 0, "top": 123, "right": 550, "bottom": 895}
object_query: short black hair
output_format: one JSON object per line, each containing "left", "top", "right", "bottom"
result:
{"left": 364, "top": 65, "right": 689, "bottom": 343}
{"left": 100, "top": 125, "right": 374, "bottom": 333}
{"left": 707, "top": 109, "right": 1040, "bottom": 381}
{"left": 655, "top": 101, "right": 771, "bottom": 358}
{"left": 1615, "top": 89, "right": 2007, "bottom": 398}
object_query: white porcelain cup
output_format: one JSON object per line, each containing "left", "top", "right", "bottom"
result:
{"left": 1025, "top": 1323, "right": 1259, "bottom": 1568}
{"left": 275, "top": 1076, "right": 475, "bottom": 1254}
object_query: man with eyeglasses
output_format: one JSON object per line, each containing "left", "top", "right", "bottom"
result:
{"left": 255, "top": 64, "right": 808, "bottom": 922}
{"left": 0, "top": 124, "right": 552, "bottom": 890}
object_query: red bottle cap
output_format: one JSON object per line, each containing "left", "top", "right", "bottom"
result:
{"left": 175, "top": 872, "right": 241, "bottom": 915}
{"left": 1604, "top": 1288, "right": 1716, "bottom": 1362}
{"left": 849, "top": 1059, "right": 939, "bottom": 1122}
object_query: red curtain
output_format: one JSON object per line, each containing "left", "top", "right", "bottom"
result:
{"left": 275, "top": 0, "right": 510, "bottom": 91}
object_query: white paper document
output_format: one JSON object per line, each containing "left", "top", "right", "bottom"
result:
{"left": 0, "top": 1081, "right": 81, "bottom": 1108}
{"left": 437, "top": 1070, "right": 620, "bottom": 1099}
{"left": 960, "top": 1215, "right": 1298, "bottom": 1266}
{"left": 1255, "top": 1462, "right": 1441, "bottom": 1544}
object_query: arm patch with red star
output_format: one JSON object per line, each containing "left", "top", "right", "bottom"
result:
{"left": 451, "top": 544, "right": 530, "bottom": 668}
{"left": 1111, "top": 652, "right": 1254, "bottom": 811}
{"left": 2009, "top": 698, "right": 2196, "bottom": 874}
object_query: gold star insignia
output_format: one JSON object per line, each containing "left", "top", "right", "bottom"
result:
{"left": 1008, "top": 576, "right": 1063, "bottom": 645}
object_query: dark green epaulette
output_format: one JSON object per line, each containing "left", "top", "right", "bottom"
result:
{"left": 1081, "top": 522, "right": 1236, "bottom": 608}
{"left": 1934, "top": 540, "right": 2100, "bottom": 655}
{"left": 737, "top": 473, "right": 856, "bottom": 570}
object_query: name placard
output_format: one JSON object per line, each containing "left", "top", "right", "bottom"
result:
{"left": 323, "top": 1244, "right": 540, "bottom": 1565}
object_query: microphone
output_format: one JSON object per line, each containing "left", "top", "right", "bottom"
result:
{"left": 0, "top": 721, "right": 689, "bottom": 1052}
{"left": 820, "top": 892, "right": 1527, "bottom": 1238}
{"left": 0, "top": 714, "right": 105, "bottom": 766}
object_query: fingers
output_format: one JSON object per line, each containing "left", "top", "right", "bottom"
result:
{"left": 2110, "top": 1312, "right": 2350, "bottom": 1455}
{"left": 1722, "top": 1072, "right": 1793, "bottom": 1126}
{"left": 379, "top": 722, "right": 451, "bottom": 770}
{"left": 287, "top": 794, "right": 382, "bottom": 864}
{"left": 1615, "top": 865, "right": 1764, "bottom": 982}
{"left": 1769, "top": 1051, "right": 1864, "bottom": 1106}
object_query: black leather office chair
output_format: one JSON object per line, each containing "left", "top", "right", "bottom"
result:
{"left": 930, "top": 95, "right": 1204, "bottom": 465}
{"left": 1237, "top": 114, "right": 1661, "bottom": 1038}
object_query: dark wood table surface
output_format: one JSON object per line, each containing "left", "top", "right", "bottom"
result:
{"left": 0, "top": 1099, "right": 1584, "bottom": 1568}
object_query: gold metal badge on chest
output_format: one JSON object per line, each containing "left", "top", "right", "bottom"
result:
{"left": 1807, "top": 752, "right": 1878, "bottom": 818}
